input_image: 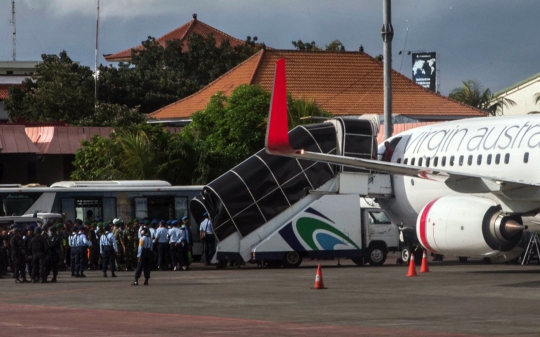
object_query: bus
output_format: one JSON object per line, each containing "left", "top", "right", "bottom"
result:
{"left": 0, "top": 180, "right": 204, "bottom": 256}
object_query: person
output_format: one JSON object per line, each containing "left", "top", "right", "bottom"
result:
{"left": 180, "top": 217, "right": 191, "bottom": 270}
{"left": 132, "top": 227, "right": 153, "bottom": 286}
{"left": 10, "top": 228, "right": 28, "bottom": 283}
{"left": 199, "top": 212, "right": 215, "bottom": 266}
{"left": 124, "top": 221, "right": 136, "bottom": 271}
{"left": 183, "top": 216, "right": 193, "bottom": 267}
{"left": 76, "top": 225, "right": 92, "bottom": 277}
{"left": 100, "top": 225, "right": 118, "bottom": 277}
{"left": 382, "top": 141, "right": 394, "bottom": 162}
{"left": 154, "top": 220, "right": 169, "bottom": 270}
{"left": 25, "top": 227, "right": 35, "bottom": 278}
{"left": 88, "top": 222, "right": 99, "bottom": 270}
{"left": 29, "top": 227, "right": 49, "bottom": 283}
{"left": 68, "top": 226, "right": 80, "bottom": 277}
{"left": 47, "top": 226, "right": 62, "bottom": 282}
{"left": 168, "top": 220, "right": 181, "bottom": 271}
{"left": 114, "top": 221, "right": 126, "bottom": 271}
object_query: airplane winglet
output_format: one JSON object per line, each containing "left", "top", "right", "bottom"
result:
{"left": 265, "top": 59, "right": 297, "bottom": 155}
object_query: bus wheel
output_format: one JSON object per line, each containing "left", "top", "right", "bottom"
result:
{"left": 282, "top": 252, "right": 302, "bottom": 268}
{"left": 367, "top": 244, "right": 387, "bottom": 266}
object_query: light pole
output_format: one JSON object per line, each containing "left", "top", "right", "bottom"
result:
{"left": 381, "top": 0, "right": 394, "bottom": 140}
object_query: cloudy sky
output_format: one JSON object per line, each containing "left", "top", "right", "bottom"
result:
{"left": 0, "top": 0, "right": 539, "bottom": 96}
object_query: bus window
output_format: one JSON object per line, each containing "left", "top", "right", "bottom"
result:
{"left": 175, "top": 197, "right": 188, "bottom": 219}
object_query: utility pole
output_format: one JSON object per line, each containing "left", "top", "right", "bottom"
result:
{"left": 12, "top": 0, "right": 16, "bottom": 61}
{"left": 94, "top": 0, "right": 100, "bottom": 108}
{"left": 381, "top": 0, "right": 393, "bottom": 140}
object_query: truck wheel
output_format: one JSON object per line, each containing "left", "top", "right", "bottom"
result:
{"left": 367, "top": 244, "right": 387, "bottom": 266}
{"left": 351, "top": 257, "right": 364, "bottom": 266}
{"left": 401, "top": 247, "right": 411, "bottom": 264}
{"left": 282, "top": 252, "right": 302, "bottom": 268}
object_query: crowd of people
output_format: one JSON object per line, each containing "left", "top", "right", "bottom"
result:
{"left": 0, "top": 215, "right": 199, "bottom": 286}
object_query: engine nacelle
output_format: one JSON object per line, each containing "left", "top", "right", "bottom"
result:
{"left": 416, "top": 195, "right": 524, "bottom": 256}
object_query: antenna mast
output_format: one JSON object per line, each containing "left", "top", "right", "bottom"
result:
{"left": 12, "top": 0, "right": 16, "bottom": 61}
{"left": 94, "top": 0, "right": 100, "bottom": 106}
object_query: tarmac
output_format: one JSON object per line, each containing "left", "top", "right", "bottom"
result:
{"left": 1, "top": 254, "right": 540, "bottom": 336}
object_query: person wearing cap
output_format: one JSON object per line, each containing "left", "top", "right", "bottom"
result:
{"left": 69, "top": 226, "right": 81, "bottom": 277}
{"left": 46, "top": 226, "right": 62, "bottom": 282}
{"left": 29, "top": 227, "right": 49, "bottom": 283}
{"left": 180, "top": 216, "right": 192, "bottom": 270}
{"left": 114, "top": 221, "right": 126, "bottom": 271}
{"left": 10, "top": 228, "right": 28, "bottom": 283}
{"left": 100, "top": 224, "right": 118, "bottom": 277}
{"left": 155, "top": 220, "right": 169, "bottom": 270}
{"left": 199, "top": 212, "right": 215, "bottom": 266}
{"left": 76, "top": 225, "right": 92, "bottom": 277}
{"left": 123, "top": 221, "right": 136, "bottom": 271}
{"left": 132, "top": 226, "right": 153, "bottom": 286}
{"left": 168, "top": 220, "right": 181, "bottom": 271}
{"left": 25, "top": 227, "right": 35, "bottom": 276}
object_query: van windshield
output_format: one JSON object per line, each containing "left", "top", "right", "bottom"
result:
{"left": 368, "top": 211, "right": 391, "bottom": 224}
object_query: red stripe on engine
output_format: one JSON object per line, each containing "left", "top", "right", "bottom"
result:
{"left": 419, "top": 198, "right": 439, "bottom": 252}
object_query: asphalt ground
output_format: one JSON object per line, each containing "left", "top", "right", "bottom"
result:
{"left": 1, "top": 254, "right": 540, "bottom": 336}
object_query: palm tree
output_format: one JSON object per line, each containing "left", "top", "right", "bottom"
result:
{"left": 449, "top": 80, "right": 515, "bottom": 116}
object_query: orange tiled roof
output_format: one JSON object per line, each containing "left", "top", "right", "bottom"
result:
{"left": 105, "top": 15, "right": 245, "bottom": 63}
{"left": 0, "top": 84, "right": 23, "bottom": 100}
{"left": 148, "top": 49, "right": 487, "bottom": 121}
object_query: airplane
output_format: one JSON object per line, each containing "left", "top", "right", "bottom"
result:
{"left": 265, "top": 58, "right": 538, "bottom": 261}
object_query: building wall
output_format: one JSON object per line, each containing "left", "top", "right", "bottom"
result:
{"left": 496, "top": 78, "right": 540, "bottom": 116}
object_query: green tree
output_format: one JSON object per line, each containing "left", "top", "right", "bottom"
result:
{"left": 449, "top": 80, "right": 515, "bottom": 116}
{"left": 325, "top": 40, "right": 346, "bottom": 51}
{"left": 5, "top": 51, "right": 95, "bottom": 124}
{"left": 292, "top": 40, "right": 321, "bottom": 51}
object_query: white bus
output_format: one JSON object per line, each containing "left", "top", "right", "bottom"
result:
{"left": 0, "top": 180, "right": 204, "bottom": 256}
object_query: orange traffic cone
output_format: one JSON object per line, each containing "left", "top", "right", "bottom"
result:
{"left": 420, "top": 250, "right": 430, "bottom": 273}
{"left": 312, "top": 264, "right": 327, "bottom": 289}
{"left": 407, "top": 254, "right": 418, "bottom": 277}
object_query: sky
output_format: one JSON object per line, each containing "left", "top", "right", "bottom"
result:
{"left": 0, "top": 0, "right": 539, "bottom": 96}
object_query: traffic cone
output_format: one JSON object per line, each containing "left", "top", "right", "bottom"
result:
{"left": 420, "top": 250, "right": 430, "bottom": 273}
{"left": 312, "top": 264, "right": 327, "bottom": 289}
{"left": 407, "top": 254, "right": 418, "bottom": 277}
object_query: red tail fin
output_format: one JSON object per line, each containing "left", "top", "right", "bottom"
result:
{"left": 265, "top": 58, "right": 295, "bottom": 154}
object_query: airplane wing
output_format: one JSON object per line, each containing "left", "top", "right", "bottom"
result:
{"left": 265, "top": 59, "right": 540, "bottom": 201}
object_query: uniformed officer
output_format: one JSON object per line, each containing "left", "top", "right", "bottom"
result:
{"left": 114, "top": 221, "right": 126, "bottom": 271}
{"left": 30, "top": 227, "right": 49, "bottom": 283}
{"left": 47, "top": 226, "right": 62, "bottom": 282}
{"left": 168, "top": 220, "right": 181, "bottom": 270}
{"left": 124, "top": 221, "right": 135, "bottom": 271}
{"left": 154, "top": 220, "right": 169, "bottom": 270}
{"left": 10, "top": 228, "right": 28, "bottom": 283}
{"left": 180, "top": 216, "right": 192, "bottom": 270}
{"left": 100, "top": 225, "right": 118, "bottom": 277}
{"left": 69, "top": 226, "right": 80, "bottom": 277}
{"left": 199, "top": 212, "right": 215, "bottom": 266}
{"left": 77, "top": 226, "right": 92, "bottom": 277}
{"left": 132, "top": 227, "right": 153, "bottom": 286}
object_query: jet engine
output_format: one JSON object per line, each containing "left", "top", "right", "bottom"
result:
{"left": 416, "top": 195, "right": 524, "bottom": 256}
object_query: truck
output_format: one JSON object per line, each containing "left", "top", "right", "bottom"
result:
{"left": 250, "top": 194, "right": 399, "bottom": 267}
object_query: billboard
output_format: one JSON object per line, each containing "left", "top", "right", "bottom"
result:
{"left": 412, "top": 52, "right": 436, "bottom": 92}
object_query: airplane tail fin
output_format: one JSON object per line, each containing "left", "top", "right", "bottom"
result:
{"left": 265, "top": 59, "right": 298, "bottom": 155}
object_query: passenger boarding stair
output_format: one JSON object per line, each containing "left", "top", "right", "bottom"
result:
{"left": 190, "top": 116, "right": 392, "bottom": 264}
